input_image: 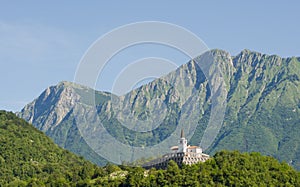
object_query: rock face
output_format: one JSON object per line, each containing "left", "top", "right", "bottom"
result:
{"left": 20, "top": 82, "right": 80, "bottom": 131}
{"left": 18, "top": 49, "right": 300, "bottom": 170}
{"left": 18, "top": 81, "right": 111, "bottom": 166}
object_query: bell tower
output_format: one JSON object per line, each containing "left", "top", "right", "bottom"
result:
{"left": 178, "top": 129, "right": 187, "bottom": 152}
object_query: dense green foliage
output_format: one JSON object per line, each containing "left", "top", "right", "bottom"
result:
{"left": 0, "top": 111, "right": 105, "bottom": 186}
{"left": 97, "top": 151, "right": 300, "bottom": 186}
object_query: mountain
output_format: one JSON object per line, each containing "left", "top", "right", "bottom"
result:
{"left": 0, "top": 110, "right": 106, "bottom": 186}
{"left": 17, "top": 82, "right": 110, "bottom": 166}
{"left": 18, "top": 49, "right": 300, "bottom": 170}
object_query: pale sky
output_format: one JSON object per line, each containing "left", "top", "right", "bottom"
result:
{"left": 1, "top": 1, "right": 300, "bottom": 111}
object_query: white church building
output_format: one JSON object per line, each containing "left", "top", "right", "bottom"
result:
{"left": 143, "top": 129, "right": 210, "bottom": 169}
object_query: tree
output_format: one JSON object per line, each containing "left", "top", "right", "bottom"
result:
{"left": 165, "top": 160, "right": 182, "bottom": 186}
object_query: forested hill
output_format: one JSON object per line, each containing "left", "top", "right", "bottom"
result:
{"left": 0, "top": 110, "right": 104, "bottom": 186}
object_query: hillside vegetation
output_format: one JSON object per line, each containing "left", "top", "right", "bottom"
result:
{"left": 0, "top": 111, "right": 104, "bottom": 186}
{"left": 114, "top": 151, "right": 300, "bottom": 187}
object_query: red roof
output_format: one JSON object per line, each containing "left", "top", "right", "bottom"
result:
{"left": 187, "top": 146, "right": 199, "bottom": 149}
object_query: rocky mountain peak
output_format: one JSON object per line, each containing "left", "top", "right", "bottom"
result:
{"left": 18, "top": 81, "right": 81, "bottom": 131}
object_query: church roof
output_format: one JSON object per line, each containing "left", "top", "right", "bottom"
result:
{"left": 171, "top": 146, "right": 179, "bottom": 150}
{"left": 187, "top": 146, "right": 200, "bottom": 149}
{"left": 180, "top": 129, "right": 184, "bottom": 138}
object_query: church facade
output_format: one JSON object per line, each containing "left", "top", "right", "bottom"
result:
{"left": 142, "top": 130, "right": 210, "bottom": 169}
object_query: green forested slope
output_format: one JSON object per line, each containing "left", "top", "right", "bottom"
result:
{"left": 0, "top": 110, "right": 104, "bottom": 186}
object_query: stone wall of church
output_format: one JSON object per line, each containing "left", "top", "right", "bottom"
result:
{"left": 142, "top": 152, "right": 209, "bottom": 169}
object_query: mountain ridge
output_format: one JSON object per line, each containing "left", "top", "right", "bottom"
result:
{"left": 18, "top": 49, "right": 300, "bottom": 169}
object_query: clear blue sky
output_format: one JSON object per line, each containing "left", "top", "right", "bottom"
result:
{"left": 1, "top": 1, "right": 300, "bottom": 111}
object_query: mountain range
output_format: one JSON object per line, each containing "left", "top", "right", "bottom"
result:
{"left": 18, "top": 49, "right": 300, "bottom": 170}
